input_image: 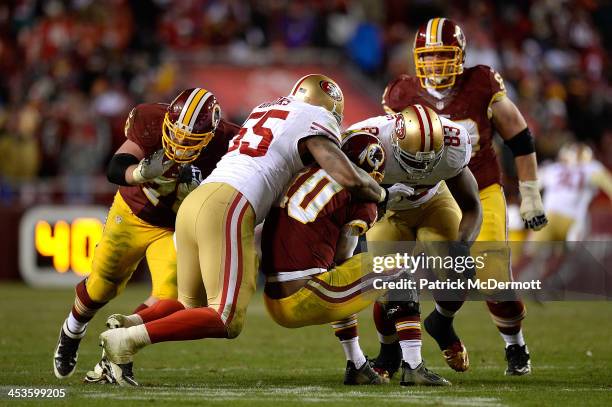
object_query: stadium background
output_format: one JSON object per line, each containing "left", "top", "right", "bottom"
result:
{"left": 0, "top": 1, "right": 611, "bottom": 405}
{"left": 0, "top": 0, "right": 610, "bottom": 281}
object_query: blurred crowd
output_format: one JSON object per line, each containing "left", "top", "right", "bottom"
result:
{"left": 0, "top": 0, "right": 610, "bottom": 204}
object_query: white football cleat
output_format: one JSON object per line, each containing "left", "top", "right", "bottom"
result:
{"left": 99, "top": 328, "right": 140, "bottom": 386}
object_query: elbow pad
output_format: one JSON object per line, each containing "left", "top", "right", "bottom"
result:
{"left": 107, "top": 153, "right": 139, "bottom": 186}
{"left": 504, "top": 127, "right": 535, "bottom": 157}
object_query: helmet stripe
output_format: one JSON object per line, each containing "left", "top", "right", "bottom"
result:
{"left": 410, "top": 105, "right": 426, "bottom": 152}
{"left": 414, "top": 105, "right": 431, "bottom": 151}
{"left": 188, "top": 91, "right": 213, "bottom": 129}
{"left": 425, "top": 19, "right": 433, "bottom": 45}
{"left": 437, "top": 18, "right": 446, "bottom": 44}
{"left": 429, "top": 18, "right": 440, "bottom": 45}
{"left": 423, "top": 106, "right": 434, "bottom": 151}
{"left": 177, "top": 88, "right": 200, "bottom": 125}
{"left": 181, "top": 88, "right": 208, "bottom": 129}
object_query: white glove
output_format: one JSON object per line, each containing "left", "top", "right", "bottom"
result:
{"left": 132, "top": 149, "right": 174, "bottom": 184}
{"left": 387, "top": 183, "right": 416, "bottom": 204}
{"left": 519, "top": 180, "right": 548, "bottom": 230}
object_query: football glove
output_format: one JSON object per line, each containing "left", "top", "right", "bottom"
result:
{"left": 132, "top": 149, "right": 174, "bottom": 184}
{"left": 519, "top": 180, "right": 548, "bottom": 231}
{"left": 177, "top": 164, "right": 203, "bottom": 201}
{"left": 377, "top": 183, "right": 415, "bottom": 220}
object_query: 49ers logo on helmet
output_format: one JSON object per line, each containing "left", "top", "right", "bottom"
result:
{"left": 394, "top": 113, "right": 406, "bottom": 140}
{"left": 319, "top": 81, "right": 342, "bottom": 102}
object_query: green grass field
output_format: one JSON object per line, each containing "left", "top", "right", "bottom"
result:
{"left": 0, "top": 283, "right": 611, "bottom": 406}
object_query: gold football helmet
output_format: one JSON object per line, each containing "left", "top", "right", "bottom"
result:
{"left": 391, "top": 104, "right": 444, "bottom": 179}
{"left": 289, "top": 74, "right": 344, "bottom": 125}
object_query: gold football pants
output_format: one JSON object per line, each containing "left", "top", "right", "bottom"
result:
{"left": 264, "top": 253, "right": 404, "bottom": 328}
{"left": 175, "top": 182, "right": 258, "bottom": 338}
{"left": 86, "top": 192, "right": 177, "bottom": 303}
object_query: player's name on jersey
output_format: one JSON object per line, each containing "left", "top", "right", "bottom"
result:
{"left": 372, "top": 278, "right": 542, "bottom": 291}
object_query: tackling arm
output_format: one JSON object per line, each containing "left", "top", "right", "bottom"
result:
{"left": 445, "top": 167, "right": 483, "bottom": 244}
{"left": 302, "top": 136, "right": 384, "bottom": 202}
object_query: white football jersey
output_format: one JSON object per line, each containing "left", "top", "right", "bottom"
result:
{"left": 347, "top": 114, "right": 471, "bottom": 209}
{"left": 539, "top": 160, "right": 605, "bottom": 220}
{"left": 204, "top": 96, "right": 341, "bottom": 223}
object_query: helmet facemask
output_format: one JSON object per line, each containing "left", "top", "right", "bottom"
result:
{"left": 414, "top": 47, "right": 464, "bottom": 89}
{"left": 161, "top": 110, "right": 217, "bottom": 164}
{"left": 391, "top": 137, "right": 443, "bottom": 180}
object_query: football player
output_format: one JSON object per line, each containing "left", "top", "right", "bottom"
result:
{"left": 534, "top": 143, "right": 612, "bottom": 242}
{"left": 380, "top": 17, "right": 548, "bottom": 375}
{"left": 346, "top": 105, "right": 482, "bottom": 382}
{"left": 53, "top": 88, "right": 239, "bottom": 380}
{"left": 261, "top": 132, "right": 447, "bottom": 386}
{"left": 95, "top": 74, "right": 414, "bottom": 386}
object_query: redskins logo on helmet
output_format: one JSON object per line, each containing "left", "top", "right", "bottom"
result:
{"left": 413, "top": 18, "right": 466, "bottom": 89}
{"left": 290, "top": 74, "right": 344, "bottom": 125}
{"left": 162, "top": 88, "right": 221, "bottom": 163}
{"left": 341, "top": 131, "right": 386, "bottom": 183}
{"left": 391, "top": 104, "right": 444, "bottom": 179}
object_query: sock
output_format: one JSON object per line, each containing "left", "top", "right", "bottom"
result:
{"left": 425, "top": 306, "right": 460, "bottom": 350}
{"left": 132, "top": 303, "right": 148, "bottom": 313}
{"left": 500, "top": 330, "right": 526, "bottom": 348}
{"left": 66, "top": 313, "right": 87, "bottom": 337}
{"left": 487, "top": 300, "right": 526, "bottom": 340}
{"left": 435, "top": 300, "right": 463, "bottom": 317}
{"left": 137, "top": 299, "right": 185, "bottom": 323}
{"left": 145, "top": 306, "right": 228, "bottom": 343}
{"left": 340, "top": 338, "right": 367, "bottom": 369}
{"left": 66, "top": 279, "right": 107, "bottom": 336}
{"left": 331, "top": 315, "right": 366, "bottom": 368}
{"left": 395, "top": 316, "right": 422, "bottom": 369}
{"left": 373, "top": 301, "right": 398, "bottom": 344}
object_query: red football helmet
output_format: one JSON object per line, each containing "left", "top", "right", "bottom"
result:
{"left": 341, "top": 131, "right": 386, "bottom": 183}
{"left": 413, "top": 18, "right": 466, "bottom": 89}
{"left": 162, "top": 88, "right": 221, "bottom": 163}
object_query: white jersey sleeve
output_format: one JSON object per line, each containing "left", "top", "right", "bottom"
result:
{"left": 204, "top": 96, "right": 341, "bottom": 223}
{"left": 348, "top": 115, "right": 471, "bottom": 209}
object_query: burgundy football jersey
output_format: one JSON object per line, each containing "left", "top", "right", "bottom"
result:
{"left": 382, "top": 65, "right": 506, "bottom": 189}
{"left": 261, "top": 166, "right": 377, "bottom": 274}
{"left": 118, "top": 103, "right": 240, "bottom": 228}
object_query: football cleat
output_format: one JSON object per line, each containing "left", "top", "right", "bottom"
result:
{"left": 505, "top": 344, "right": 531, "bottom": 376}
{"left": 399, "top": 361, "right": 451, "bottom": 386}
{"left": 53, "top": 320, "right": 86, "bottom": 379}
{"left": 424, "top": 310, "right": 469, "bottom": 372}
{"left": 369, "top": 342, "right": 402, "bottom": 379}
{"left": 100, "top": 358, "right": 139, "bottom": 387}
{"left": 344, "top": 359, "right": 389, "bottom": 385}
{"left": 442, "top": 341, "right": 469, "bottom": 372}
{"left": 83, "top": 358, "right": 109, "bottom": 384}
{"left": 106, "top": 314, "right": 135, "bottom": 329}
{"left": 99, "top": 328, "right": 137, "bottom": 365}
